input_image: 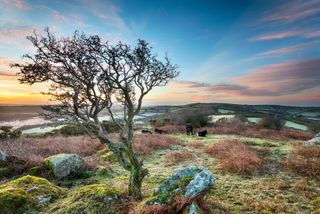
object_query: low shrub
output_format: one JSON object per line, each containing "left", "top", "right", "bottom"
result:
{"left": 52, "top": 124, "right": 87, "bottom": 136}
{"left": 0, "top": 126, "right": 21, "bottom": 140}
{"left": 52, "top": 121, "right": 120, "bottom": 136}
{"left": 183, "top": 112, "right": 210, "bottom": 128}
{"left": 204, "top": 139, "right": 263, "bottom": 175}
{"left": 258, "top": 116, "right": 284, "bottom": 130}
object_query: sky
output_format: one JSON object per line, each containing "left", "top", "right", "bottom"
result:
{"left": 0, "top": 0, "right": 319, "bottom": 106}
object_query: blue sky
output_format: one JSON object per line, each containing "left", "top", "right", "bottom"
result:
{"left": 0, "top": 0, "right": 319, "bottom": 106}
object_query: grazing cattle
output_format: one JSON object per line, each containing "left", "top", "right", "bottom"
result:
{"left": 155, "top": 128, "right": 168, "bottom": 134}
{"left": 198, "top": 130, "right": 207, "bottom": 137}
{"left": 141, "top": 129, "right": 152, "bottom": 134}
{"left": 186, "top": 123, "right": 193, "bottom": 135}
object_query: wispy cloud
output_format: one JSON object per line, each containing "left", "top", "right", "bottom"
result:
{"left": 256, "top": 41, "right": 320, "bottom": 58}
{"left": 234, "top": 58, "right": 320, "bottom": 95}
{"left": 251, "top": 30, "right": 320, "bottom": 41}
{"left": 251, "top": 31, "right": 301, "bottom": 41}
{"left": 252, "top": 0, "right": 320, "bottom": 43}
{"left": 0, "top": 56, "right": 25, "bottom": 75}
{"left": 83, "top": 0, "right": 129, "bottom": 32}
{"left": 263, "top": 0, "right": 320, "bottom": 23}
{"left": 37, "top": 5, "right": 90, "bottom": 28}
{"left": 305, "top": 30, "right": 320, "bottom": 38}
{"left": 0, "top": 24, "right": 36, "bottom": 47}
{"left": 0, "top": 0, "right": 29, "bottom": 10}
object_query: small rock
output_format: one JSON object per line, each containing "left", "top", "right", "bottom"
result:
{"left": 188, "top": 202, "right": 203, "bottom": 214}
{"left": 26, "top": 186, "right": 40, "bottom": 192}
{"left": 305, "top": 132, "right": 320, "bottom": 146}
{"left": 38, "top": 195, "right": 52, "bottom": 203}
{"left": 0, "top": 149, "right": 6, "bottom": 161}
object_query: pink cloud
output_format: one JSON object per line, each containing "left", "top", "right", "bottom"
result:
{"left": 167, "top": 58, "right": 320, "bottom": 105}
{"left": 251, "top": 29, "right": 320, "bottom": 42}
{"left": 257, "top": 41, "right": 320, "bottom": 57}
{"left": 251, "top": 31, "right": 301, "bottom": 41}
{"left": 83, "top": 0, "right": 129, "bottom": 32}
{"left": 0, "top": 25, "right": 36, "bottom": 47}
{"left": 1, "top": 0, "right": 29, "bottom": 10}
{"left": 305, "top": 30, "right": 320, "bottom": 38}
{"left": 263, "top": 0, "right": 320, "bottom": 23}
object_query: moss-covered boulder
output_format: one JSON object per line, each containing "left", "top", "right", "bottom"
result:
{"left": 0, "top": 175, "right": 62, "bottom": 213}
{"left": 50, "top": 184, "right": 127, "bottom": 214}
{"left": 44, "top": 154, "right": 84, "bottom": 179}
{"left": 147, "top": 166, "right": 215, "bottom": 214}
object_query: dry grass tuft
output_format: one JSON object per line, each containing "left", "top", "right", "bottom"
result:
{"left": 188, "top": 141, "right": 205, "bottom": 149}
{"left": 245, "top": 197, "right": 287, "bottom": 213}
{"left": 0, "top": 136, "right": 104, "bottom": 167}
{"left": 293, "top": 146, "right": 320, "bottom": 158}
{"left": 131, "top": 197, "right": 211, "bottom": 214}
{"left": 204, "top": 139, "right": 264, "bottom": 175}
{"left": 285, "top": 146, "right": 320, "bottom": 179}
{"left": 133, "top": 134, "right": 180, "bottom": 155}
{"left": 165, "top": 149, "right": 195, "bottom": 163}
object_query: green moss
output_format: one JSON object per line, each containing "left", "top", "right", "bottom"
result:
{"left": 0, "top": 167, "right": 11, "bottom": 179}
{"left": 72, "top": 184, "right": 120, "bottom": 201}
{"left": 101, "top": 151, "right": 118, "bottom": 163}
{"left": 147, "top": 175, "right": 194, "bottom": 205}
{"left": 10, "top": 175, "right": 62, "bottom": 199}
{"left": 311, "top": 197, "right": 320, "bottom": 210}
{"left": 96, "top": 166, "right": 109, "bottom": 176}
{"left": 30, "top": 166, "right": 41, "bottom": 176}
{"left": 50, "top": 184, "right": 125, "bottom": 214}
{"left": 0, "top": 175, "right": 62, "bottom": 213}
{"left": 0, "top": 186, "right": 34, "bottom": 214}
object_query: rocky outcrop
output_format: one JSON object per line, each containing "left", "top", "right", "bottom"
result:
{"left": 147, "top": 166, "right": 215, "bottom": 213}
{"left": 306, "top": 132, "right": 320, "bottom": 146}
{"left": 44, "top": 154, "right": 84, "bottom": 179}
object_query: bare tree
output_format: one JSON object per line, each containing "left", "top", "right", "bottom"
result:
{"left": 12, "top": 28, "right": 179, "bottom": 199}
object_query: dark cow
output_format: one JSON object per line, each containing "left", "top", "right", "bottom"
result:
{"left": 155, "top": 128, "right": 168, "bottom": 134}
{"left": 186, "top": 123, "right": 193, "bottom": 135}
{"left": 198, "top": 130, "right": 207, "bottom": 137}
{"left": 141, "top": 129, "right": 152, "bottom": 134}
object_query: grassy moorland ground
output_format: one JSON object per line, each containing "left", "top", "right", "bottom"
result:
{"left": 1, "top": 129, "right": 319, "bottom": 213}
